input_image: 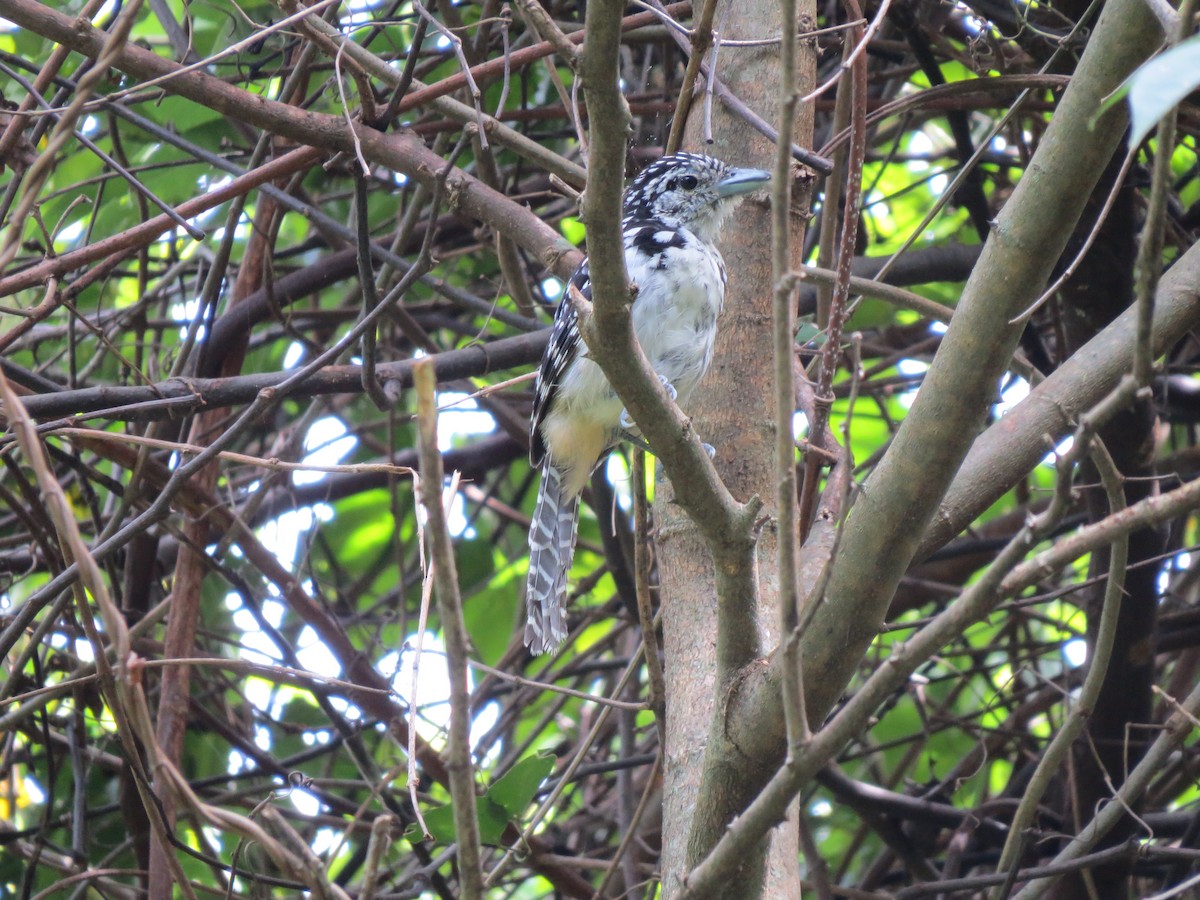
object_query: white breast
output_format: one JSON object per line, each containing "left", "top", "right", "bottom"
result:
{"left": 540, "top": 228, "right": 726, "bottom": 489}
{"left": 628, "top": 235, "right": 726, "bottom": 409}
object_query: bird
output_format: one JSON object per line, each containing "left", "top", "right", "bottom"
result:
{"left": 523, "top": 152, "right": 771, "bottom": 655}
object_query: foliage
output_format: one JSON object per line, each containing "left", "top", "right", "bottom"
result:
{"left": 0, "top": 0, "right": 1198, "bottom": 898}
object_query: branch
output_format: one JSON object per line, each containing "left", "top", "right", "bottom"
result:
{"left": 13, "top": 430, "right": 455, "bottom": 782}
{"left": 797, "top": 244, "right": 981, "bottom": 316}
{"left": 802, "top": 0, "right": 1164, "bottom": 726}
{"left": 773, "top": 0, "right": 808, "bottom": 755}
{"left": 5, "top": 330, "right": 548, "bottom": 422}
{"left": 0, "top": 0, "right": 577, "bottom": 286}
{"left": 919, "top": 236, "right": 1200, "bottom": 559}
{"left": 892, "top": 842, "right": 1140, "bottom": 899}
{"left": 1011, "top": 677, "right": 1200, "bottom": 899}
{"left": 414, "top": 361, "right": 484, "bottom": 898}
{"left": 0, "top": 146, "right": 321, "bottom": 302}
{"left": 687, "top": 386, "right": 1200, "bottom": 895}
{"left": 574, "top": 0, "right": 759, "bottom": 588}
{"left": 991, "top": 439, "right": 1128, "bottom": 889}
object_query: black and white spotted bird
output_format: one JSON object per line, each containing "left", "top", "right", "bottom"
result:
{"left": 524, "top": 152, "right": 771, "bottom": 654}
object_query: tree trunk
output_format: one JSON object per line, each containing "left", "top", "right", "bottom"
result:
{"left": 657, "top": 2, "right": 816, "bottom": 895}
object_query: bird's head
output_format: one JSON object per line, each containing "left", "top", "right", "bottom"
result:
{"left": 622, "top": 152, "right": 771, "bottom": 243}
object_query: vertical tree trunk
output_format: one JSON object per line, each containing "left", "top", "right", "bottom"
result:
{"left": 657, "top": 2, "right": 816, "bottom": 895}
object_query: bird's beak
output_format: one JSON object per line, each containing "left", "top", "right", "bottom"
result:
{"left": 716, "top": 167, "right": 772, "bottom": 197}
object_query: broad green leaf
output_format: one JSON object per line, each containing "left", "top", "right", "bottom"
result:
{"left": 465, "top": 555, "right": 520, "bottom": 665}
{"left": 321, "top": 488, "right": 397, "bottom": 569}
{"left": 485, "top": 751, "right": 555, "bottom": 817}
{"left": 410, "top": 800, "right": 458, "bottom": 843}
{"left": 1120, "top": 34, "right": 1200, "bottom": 147}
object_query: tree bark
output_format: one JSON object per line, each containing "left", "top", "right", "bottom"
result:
{"left": 657, "top": 1, "right": 815, "bottom": 895}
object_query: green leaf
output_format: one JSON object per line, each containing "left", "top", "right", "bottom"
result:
{"left": 560, "top": 216, "right": 586, "bottom": 245}
{"left": 406, "top": 752, "right": 555, "bottom": 845}
{"left": 1122, "top": 35, "right": 1200, "bottom": 147}
{"left": 486, "top": 751, "right": 556, "bottom": 817}
{"left": 321, "top": 488, "right": 397, "bottom": 569}
{"left": 464, "top": 558, "right": 520, "bottom": 665}
{"left": 143, "top": 95, "right": 230, "bottom": 143}
{"left": 409, "top": 801, "right": 458, "bottom": 843}
{"left": 476, "top": 797, "right": 515, "bottom": 844}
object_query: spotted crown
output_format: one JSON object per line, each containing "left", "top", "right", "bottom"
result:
{"left": 621, "top": 152, "right": 746, "bottom": 243}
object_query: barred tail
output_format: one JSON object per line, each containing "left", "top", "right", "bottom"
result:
{"left": 525, "top": 463, "right": 579, "bottom": 654}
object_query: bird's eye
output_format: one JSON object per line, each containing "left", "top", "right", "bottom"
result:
{"left": 680, "top": 175, "right": 699, "bottom": 189}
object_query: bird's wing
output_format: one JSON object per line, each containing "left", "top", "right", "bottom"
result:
{"left": 530, "top": 258, "right": 591, "bottom": 467}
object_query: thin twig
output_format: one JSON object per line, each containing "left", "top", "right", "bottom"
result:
{"left": 412, "top": 0, "right": 489, "bottom": 149}
{"left": 632, "top": 449, "right": 667, "bottom": 726}
{"left": 414, "top": 359, "right": 484, "bottom": 897}
{"left": 775, "top": 0, "right": 809, "bottom": 753}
